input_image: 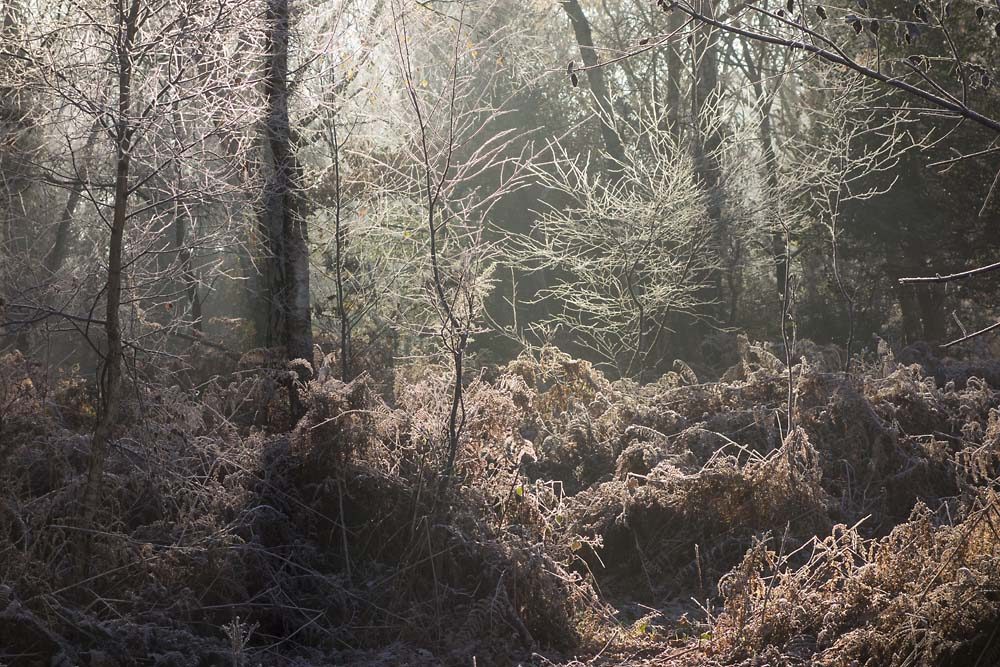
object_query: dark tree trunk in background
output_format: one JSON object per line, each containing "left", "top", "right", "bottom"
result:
{"left": 45, "top": 135, "right": 93, "bottom": 276}
{"left": 664, "top": 8, "right": 684, "bottom": 135}
{"left": 256, "top": 150, "right": 286, "bottom": 348}
{"left": 173, "top": 214, "right": 202, "bottom": 331}
{"left": 563, "top": 0, "right": 663, "bottom": 373}
{"left": 328, "top": 112, "right": 351, "bottom": 381}
{"left": 46, "top": 120, "right": 101, "bottom": 278}
{"left": 561, "top": 0, "right": 627, "bottom": 181}
{"left": 897, "top": 263, "right": 946, "bottom": 344}
{"left": 262, "top": 0, "right": 313, "bottom": 412}
{"left": 896, "top": 218, "right": 947, "bottom": 344}
{"left": 688, "top": 0, "right": 730, "bottom": 324}
{"left": 898, "top": 285, "right": 945, "bottom": 345}
{"left": 899, "top": 287, "right": 921, "bottom": 344}
{"left": 690, "top": 1, "right": 719, "bottom": 126}
{"left": 166, "top": 54, "right": 203, "bottom": 334}
{"left": 47, "top": 186, "right": 84, "bottom": 276}
{"left": 739, "top": 38, "right": 788, "bottom": 306}
{"left": 915, "top": 284, "right": 946, "bottom": 344}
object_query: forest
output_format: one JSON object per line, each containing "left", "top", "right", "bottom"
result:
{"left": 2, "top": 0, "right": 1000, "bottom": 664}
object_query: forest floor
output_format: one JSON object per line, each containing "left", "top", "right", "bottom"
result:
{"left": 2, "top": 337, "right": 1000, "bottom": 666}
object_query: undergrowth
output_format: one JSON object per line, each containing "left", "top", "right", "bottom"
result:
{"left": 1, "top": 340, "right": 999, "bottom": 666}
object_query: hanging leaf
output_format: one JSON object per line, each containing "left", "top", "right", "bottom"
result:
{"left": 983, "top": 73, "right": 992, "bottom": 88}
{"left": 857, "top": 0, "right": 869, "bottom": 10}
{"left": 869, "top": 18, "right": 880, "bottom": 33}
{"left": 852, "top": 18, "right": 863, "bottom": 33}
{"left": 777, "top": 8, "right": 786, "bottom": 16}
{"left": 567, "top": 60, "right": 574, "bottom": 74}
{"left": 570, "top": 72, "right": 579, "bottom": 87}
{"left": 639, "top": 37, "right": 650, "bottom": 45}
{"left": 816, "top": 4, "right": 827, "bottom": 19}
{"left": 977, "top": 6, "right": 985, "bottom": 21}
{"left": 995, "top": 22, "right": 1000, "bottom": 37}
{"left": 786, "top": 0, "right": 795, "bottom": 13}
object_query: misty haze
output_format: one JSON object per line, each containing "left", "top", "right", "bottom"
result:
{"left": 2, "top": 0, "right": 1000, "bottom": 664}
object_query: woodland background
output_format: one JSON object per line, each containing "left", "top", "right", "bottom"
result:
{"left": 2, "top": 0, "right": 1000, "bottom": 665}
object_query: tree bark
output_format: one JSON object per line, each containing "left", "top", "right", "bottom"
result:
{"left": 263, "top": 0, "right": 313, "bottom": 414}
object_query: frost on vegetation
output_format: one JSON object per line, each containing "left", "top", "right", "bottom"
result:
{"left": 1, "top": 341, "right": 1000, "bottom": 665}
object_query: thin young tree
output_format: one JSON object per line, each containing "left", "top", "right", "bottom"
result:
{"left": 513, "top": 105, "right": 717, "bottom": 380}
{"left": 1, "top": 0, "right": 263, "bottom": 537}
{"left": 388, "top": 0, "right": 532, "bottom": 487}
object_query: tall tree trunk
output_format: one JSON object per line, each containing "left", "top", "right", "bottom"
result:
{"left": 561, "top": 0, "right": 627, "bottom": 181}
{"left": 263, "top": 0, "right": 313, "bottom": 414}
{"left": 688, "top": 0, "right": 729, "bottom": 324}
{"left": 81, "top": 0, "right": 141, "bottom": 540}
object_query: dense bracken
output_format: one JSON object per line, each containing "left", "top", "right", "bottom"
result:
{"left": 2, "top": 338, "right": 999, "bottom": 666}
